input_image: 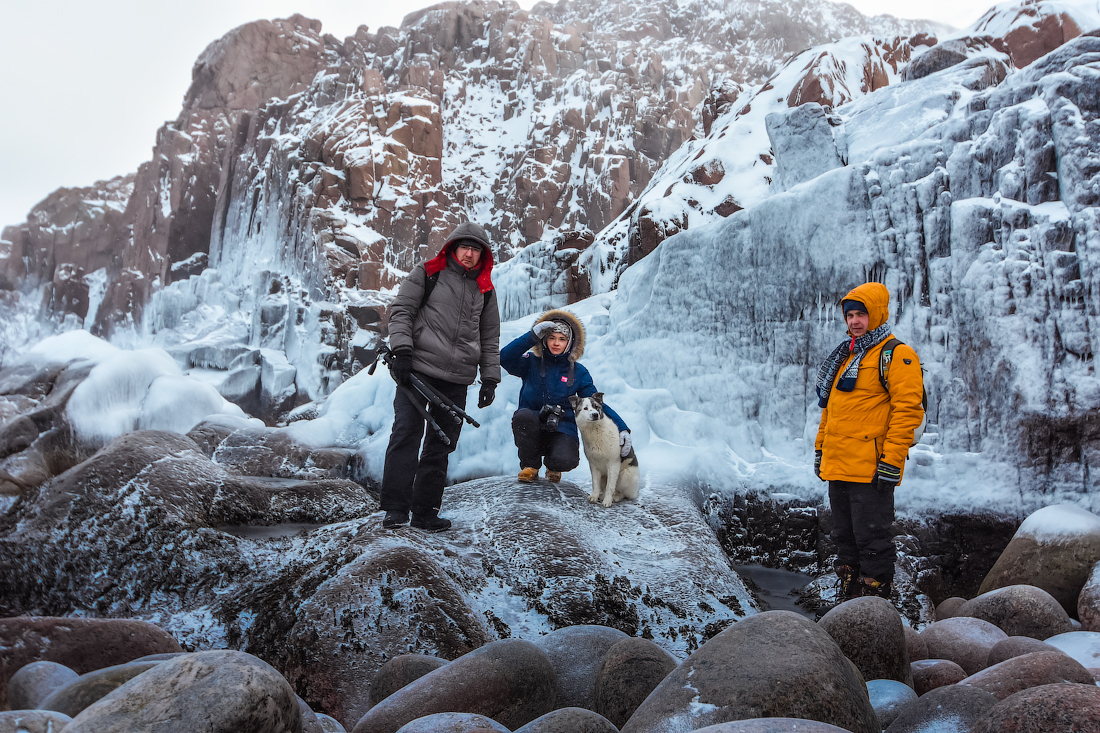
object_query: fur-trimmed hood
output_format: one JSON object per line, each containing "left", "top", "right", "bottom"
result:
{"left": 531, "top": 308, "right": 585, "bottom": 361}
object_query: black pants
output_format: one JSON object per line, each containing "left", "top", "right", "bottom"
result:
{"left": 512, "top": 409, "right": 580, "bottom": 471}
{"left": 380, "top": 374, "right": 467, "bottom": 518}
{"left": 829, "top": 480, "right": 896, "bottom": 583}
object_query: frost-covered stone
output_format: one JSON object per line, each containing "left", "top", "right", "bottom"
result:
{"left": 369, "top": 655, "right": 449, "bottom": 707}
{"left": 1043, "top": 630, "right": 1100, "bottom": 669}
{"left": 0, "top": 617, "right": 182, "bottom": 710}
{"left": 619, "top": 611, "right": 878, "bottom": 733}
{"left": 958, "top": 585, "right": 1073, "bottom": 639}
{"left": 532, "top": 625, "right": 628, "bottom": 711}
{"left": 959, "top": 650, "right": 1094, "bottom": 699}
{"left": 819, "top": 597, "right": 913, "bottom": 686}
{"left": 970, "top": 682, "right": 1100, "bottom": 733}
{"left": 884, "top": 685, "right": 999, "bottom": 733}
{"left": 920, "top": 617, "right": 1009, "bottom": 675}
{"left": 911, "top": 658, "right": 967, "bottom": 695}
{"left": 39, "top": 661, "right": 161, "bottom": 718}
{"left": 979, "top": 504, "right": 1100, "bottom": 617}
{"left": 350, "top": 639, "right": 556, "bottom": 733}
{"left": 593, "top": 637, "right": 678, "bottom": 729}
{"left": 765, "top": 103, "right": 842, "bottom": 192}
{"left": 63, "top": 650, "right": 302, "bottom": 733}
{"left": 866, "top": 679, "right": 916, "bottom": 730}
{"left": 6, "top": 661, "right": 78, "bottom": 711}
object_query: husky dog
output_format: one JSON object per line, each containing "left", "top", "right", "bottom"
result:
{"left": 569, "top": 393, "right": 640, "bottom": 507}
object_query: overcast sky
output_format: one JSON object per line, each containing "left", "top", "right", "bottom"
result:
{"left": 0, "top": 0, "right": 1014, "bottom": 231}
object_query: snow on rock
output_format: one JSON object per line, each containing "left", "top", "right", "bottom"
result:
{"left": 1043, "top": 629, "right": 1100, "bottom": 668}
{"left": 1014, "top": 502, "right": 1100, "bottom": 542}
{"left": 966, "top": 0, "right": 1097, "bottom": 67}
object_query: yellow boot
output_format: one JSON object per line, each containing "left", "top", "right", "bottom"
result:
{"left": 518, "top": 467, "right": 538, "bottom": 483}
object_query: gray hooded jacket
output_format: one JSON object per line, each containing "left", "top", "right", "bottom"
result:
{"left": 387, "top": 223, "right": 501, "bottom": 386}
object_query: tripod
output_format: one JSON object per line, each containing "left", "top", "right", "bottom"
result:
{"left": 368, "top": 345, "right": 481, "bottom": 445}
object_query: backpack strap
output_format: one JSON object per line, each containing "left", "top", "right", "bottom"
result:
{"left": 419, "top": 269, "right": 493, "bottom": 311}
{"left": 878, "top": 338, "right": 902, "bottom": 393}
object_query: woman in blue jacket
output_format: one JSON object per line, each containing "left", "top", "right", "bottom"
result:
{"left": 500, "top": 309, "right": 630, "bottom": 483}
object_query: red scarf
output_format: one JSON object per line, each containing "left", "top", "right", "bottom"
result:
{"left": 423, "top": 243, "right": 494, "bottom": 293}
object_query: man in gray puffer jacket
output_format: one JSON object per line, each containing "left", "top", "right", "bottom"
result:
{"left": 381, "top": 221, "right": 501, "bottom": 532}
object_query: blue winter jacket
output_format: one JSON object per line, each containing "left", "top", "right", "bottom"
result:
{"left": 500, "top": 331, "right": 629, "bottom": 440}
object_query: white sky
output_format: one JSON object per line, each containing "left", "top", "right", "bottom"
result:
{"left": 0, "top": 0, "right": 1005, "bottom": 232}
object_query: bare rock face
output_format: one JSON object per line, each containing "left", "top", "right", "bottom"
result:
{"left": 970, "top": 0, "right": 1084, "bottom": 68}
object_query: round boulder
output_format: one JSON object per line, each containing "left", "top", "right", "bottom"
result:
{"left": 970, "top": 682, "right": 1100, "bottom": 732}
{"left": 317, "top": 713, "right": 348, "bottom": 732}
{"left": 987, "top": 636, "right": 1060, "bottom": 667}
{"left": 300, "top": 696, "right": 325, "bottom": 733}
{"left": 0, "top": 616, "right": 182, "bottom": 709}
{"left": 919, "top": 617, "right": 1008, "bottom": 675}
{"left": 935, "top": 597, "right": 967, "bottom": 620}
{"left": 0, "top": 710, "right": 73, "bottom": 733}
{"left": 883, "top": 685, "right": 999, "bottom": 733}
{"left": 910, "top": 659, "right": 966, "bottom": 696}
{"left": 514, "top": 707, "right": 618, "bottom": 732}
{"left": 979, "top": 503, "right": 1100, "bottom": 617}
{"left": 351, "top": 639, "right": 556, "bottom": 733}
{"left": 532, "top": 625, "right": 628, "bottom": 710}
{"left": 957, "top": 585, "right": 1073, "bottom": 640}
{"left": 819, "top": 597, "right": 912, "bottom": 686}
{"left": 691, "top": 720, "right": 854, "bottom": 732}
{"left": 618, "top": 611, "right": 879, "bottom": 733}
{"left": 1079, "top": 560, "right": 1100, "bottom": 632}
{"left": 866, "top": 679, "right": 916, "bottom": 730}
{"left": 903, "top": 626, "right": 927, "bottom": 662}
{"left": 593, "top": 636, "right": 678, "bottom": 728}
{"left": 6, "top": 660, "right": 78, "bottom": 710}
{"left": 395, "top": 712, "right": 509, "bottom": 732}
{"left": 63, "top": 650, "right": 301, "bottom": 733}
{"left": 370, "top": 655, "right": 449, "bottom": 706}
{"left": 960, "top": 651, "right": 1094, "bottom": 699}
{"left": 39, "top": 661, "right": 161, "bottom": 717}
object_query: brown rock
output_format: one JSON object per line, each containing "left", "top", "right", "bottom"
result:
{"left": 1079, "top": 560, "right": 1100, "bottom": 631}
{"left": 936, "top": 597, "right": 967, "bottom": 620}
{"left": 0, "top": 617, "right": 182, "bottom": 709}
{"left": 919, "top": 617, "right": 1009, "bottom": 675}
{"left": 958, "top": 585, "right": 1073, "bottom": 640}
{"left": 593, "top": 636, "right": 678, "bottom": 728}
{"left": 911, "top": 659, "right": 967, "bottom": 696}
{"left": 532, "top": 625, "right": 628, "bottom": 710}
{"left": 819, "top": 597, "right": 913, "bottom": 686}
{"left": 370, "top": 654, "right": 448, "bottom": 706}
{"left": 885, "top": 685, "right": 999, "bottom": 733}
{"left": 987, "top": 636, "right": 1061, "bottom": 667}
{"left": 514, "top": 707, "right": 618, "bottom": 733}
{"left": 394, "top": 712, "right": 508, "bottom": 732}
{"left": 6, "top": 660, "right": 79, "bottom": 711}
{"left": 39, "top": 661, "right": 162, "bottom": 718}
{"left": 904, "top": 626, "right": 928, "bottom": 662}
{"left": 960, "top": 651, "right": 1094, "bottom": 700}
{"left": 970, "top": 682, "right": 1100, "bottom": 733}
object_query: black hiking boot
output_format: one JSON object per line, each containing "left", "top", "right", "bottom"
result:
{"left": 860, "top": 577, "right": 893, "bottom": 599}
{"left": 382, "top": 511, "right": 409, "bottom": 529}
{"left": 411, "top": 514, "right": 452, "bottom": 533}
{"left": 835, "top": 565, "right": 860, "bottom": 602}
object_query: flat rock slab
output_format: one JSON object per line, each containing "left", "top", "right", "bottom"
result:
{"left": 0, "top": 617, "right": 181, "bottom": 709}
{"left": 63, "top": 650, "right": 301, "bottom": 733}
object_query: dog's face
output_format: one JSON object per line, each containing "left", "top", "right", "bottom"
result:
{"left": 569, "top": 393, "right": 605, "bottom": 422}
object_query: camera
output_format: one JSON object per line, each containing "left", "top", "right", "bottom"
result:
{"left": 539, "top": 404, "right": 564, "bottom": 431}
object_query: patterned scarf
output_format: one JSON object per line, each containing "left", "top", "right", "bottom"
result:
{"left": 815, "top": 322, "right": 892, "bottom": 407}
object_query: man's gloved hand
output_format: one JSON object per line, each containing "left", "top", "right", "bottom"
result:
{"left": 478, "top": 381, "right": 497, "bottom": 408}
{"left": 814, "top": 450, "right": 823, "bottom": 481}
{"left": 532, "top": 321, "right": 556, "bottom": 338}
{"left": 389, "top": 349, "right": 413, "bottom": 386}
{"left": 619, "top": 431, "right": 632, "bottom": 458}
{"left": 873, "top": 460, "right": 901, "bottom": 491}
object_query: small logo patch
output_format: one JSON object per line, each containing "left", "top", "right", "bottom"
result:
{"left": 561, "top": 376, "right": 568, "bottom": 382}
{"left": 903, "top": 358, "right": 912, "bottom": 364}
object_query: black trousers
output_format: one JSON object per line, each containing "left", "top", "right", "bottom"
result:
{"left": 829, "top": 479, "right": 896, "bottom": 583}
{"left": 380, "top": 374, "right": 467, "bottom": 517}
{"left": 512, "top": 409, "right": 580, "bottom": 471}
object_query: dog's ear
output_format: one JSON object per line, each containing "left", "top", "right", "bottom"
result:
{"left": 592, "top": 392, "right": 604, "bottom": 405}
{"left": 568, "top": 394, "right": 580, "bottom": 410}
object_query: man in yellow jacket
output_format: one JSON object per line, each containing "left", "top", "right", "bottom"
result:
{"left": 814, "top": 282, "right": 924, "bottom": 600}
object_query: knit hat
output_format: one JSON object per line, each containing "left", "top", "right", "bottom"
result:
{"left": 453, "top": 237, "right": 484, "bottom": 251}
{"left": 843, "top": 299, "right": 868, "bottom": 315}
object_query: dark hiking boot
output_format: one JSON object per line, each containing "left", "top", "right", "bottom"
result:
{"left": 382, "top": 511, "right": 409, "bottom": 529}
{"left": 836, "top": 565, "right": 860, "bottom": 601}
{"left": 860, "top": 577, "right": 893, "bottom": 599}
{"left": 411, "top": 514, "right": 452, "bottom": 533}
{"left": 546, "top": 470, "right": 562, "bottom": 483}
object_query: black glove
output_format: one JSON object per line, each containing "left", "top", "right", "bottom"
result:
{"left": 814, "top": 450, "right": 823, "bottom": 481}
{"left": 389, "top": 349, "right": 413, "bottom": 386}
{"left": 478, "top": 381, "right": 497, "bottom": 408}
{"left": 872, "top": 460, "right": 901, "bottom": 491}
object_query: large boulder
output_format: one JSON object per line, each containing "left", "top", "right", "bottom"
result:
{"left": 919, "top": 617, "right": 1009, "bottom": 675}
{"left": 764, "top": 103, "right": 842, "bottom": 192}
{"left": 903, "top": 626, "right": 927, "bottom": 662}
{"left": 987, "top": 636, "right": 1061, "bottom": 666}
{"left": 935, "top": 597, "right": 967, "bottom": 620}
{"left": 691, "top": 721, "right": 854, "bottom": 732}
{"left": 818, "top": 597, "right": 912, "bottom": 686}
{"left": 514, "top": 707, "right": 619, "bottom": 733}
{"left": 619, "top": 611, "right": 878, "bottom": 733}
{"left": 0, "top": 617, "right": 182, "bottom": 709}
{"left": 39, "top": 661, "right": 162, "bottom": 717}
{"left": 979, "top": 504, "right": 1100, "bottom": 617}
{"left": 866, "top": 679, "right": 916, "bottom": 730}
{"left": 0, "top": 710, "right": 73, "bottom": 733}
{"left": 958, "top": 585, "right": 1073, "bottom": 639}
{"left": 63, "top": 650, "right": 301, "bottom": 733}
{"left": 369, "top": 655, "right": 449, "bottom": 706}
{"left": 910, "top": 659, "right": 967, "bottom": 695}
{"left": 959, "top": 651, "right": 1094, "bottom": 699}
{"left": 6, "top": 660, "right": 78, "bottom": 710}
{"left": 532, "top": 625, "right": 628, "bottom": 710}
{"left": 970, "top": 682, "right": 1100, "bottom": 733}
{"left": 592, "top": 636, "right": 678, "bottom": 728}
{"left": 884, "top": 685, "right": 999, "bottom": 733}
{"left": 393, "top": 712, "right": 509, "bottom": 732}
{"left": 351, "top": 639, "right": 557, "bottom": 733}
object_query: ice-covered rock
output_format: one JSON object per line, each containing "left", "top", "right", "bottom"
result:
{"left": 866, "top": 679, "right": 916, "bottom": 730}
{"left": 1043, "top": 629, "right": 1100, "bottom": 668}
